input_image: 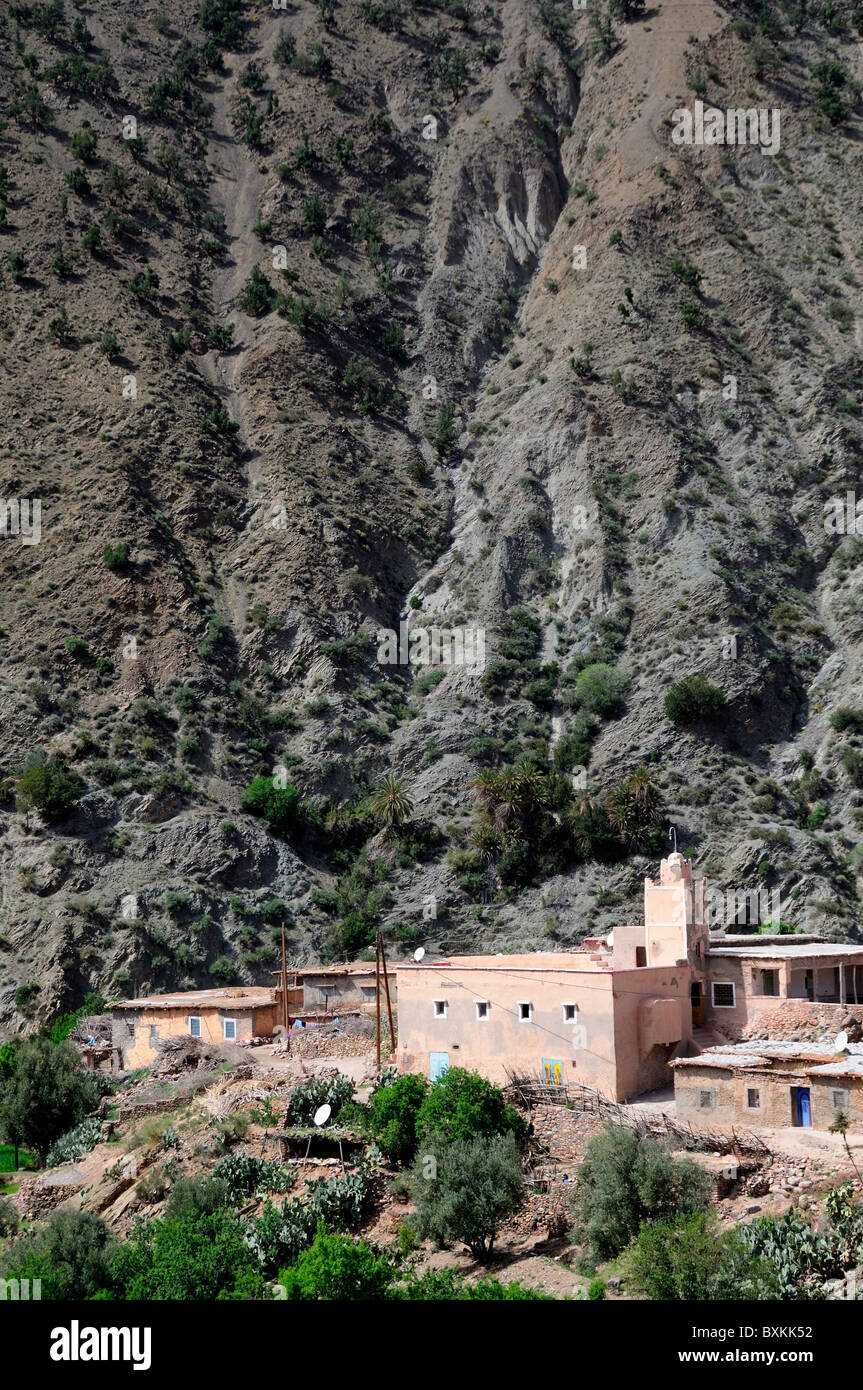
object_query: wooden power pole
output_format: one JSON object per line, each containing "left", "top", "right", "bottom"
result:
{"left": 375, "top": 930, "right": 395, "bottom": 1065}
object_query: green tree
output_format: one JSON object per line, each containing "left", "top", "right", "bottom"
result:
{"left": 240, "top": 265, "right": 273, "bottom": 316}
{"left": 411, "top": 1132, "right": 524, "bottom": 1262}
{"left": 574, "top": 662, "right": 630, "bottom": 718}
{"left": 417, "top": 1066, "right": 529, "bottom": 1146}
{"left": 240, "top": 775, "right": 305, "bottom": 837}
{"left": 278, "top": 1222, "right": 396, "bottom": 1300}
{"left": 570, "top": 1125, "right": 712, "bottom": 1266}
{"left": 628, "top": 1210, "right": 781, "bottom": 1300}
{"left": 16, "top": 749, "right": 84, "bottom": 823}
{"left": 0, "top": 1209, "right": 117, "bottom": 1299}
{"left": 664, "top": 675, "right": 726, "bottom": 726}
{"left": 112, "top": 1208, "right": 265, "bottom": 1300}
{"left": 0, "top": 1037, "right": 100, "bottom": 1163}
{"left": 368, "top": 1073, "right": 427, "bottom": 1162}
{"left": 368, "top": 775, "right": 413, "bottom": 834}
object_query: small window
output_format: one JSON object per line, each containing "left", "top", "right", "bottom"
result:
{"left": 361, "top": 987, "right": 375, "bottom": 1003}
{"left": 128, "top": 1023, "right": 135, "bottom": 1040}
{"left": 476, "top": 1001, "right": 489, "bottom": 1020}
{"left": 697, "top": 1089, "right": 715, "bottom": 1111}
{"left": 712, "top": 981, "right": 736, "bottom": 1009}
{"left": 320, "top": 986, "right": 334, "bottom": 1001}
{"left": 223, "top": 1019, "right": 236, "bottom": 1041}
{"left": 518, "top": 1001, "right": 532, "bottom": 1022}
{"left": 635, "top": 946, "right": 647, "bottom": 968}
{"left": 188, "top": 1016, "right": 202, "bottom": 1038}
{"left": 149, "top": 1025, "right": 158, "bottom": 1045}
{"left": 761, "top": 970, "right": 778, "bottom": 997}
{"left": 563, "top": 1003, "right": 578, "bottom": 1022}
{"left": 832, "top": 1089, "right": 849, "bottom": 1110}
{"left": 433, "top": 1000, "right": 447, "bottom": 1019}
{"left": 746, "top": 1088, "right": 761, "bottom": 1109}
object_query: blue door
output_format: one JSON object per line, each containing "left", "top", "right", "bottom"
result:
{"left": 796, "top": 1088, "right": 812, "bottom": 1127}
{"left": 430, "top": 1051, "right": 450, "bottom": 1081}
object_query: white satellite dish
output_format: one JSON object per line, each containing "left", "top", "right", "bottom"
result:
{"left": 313, "top": 1103, "right": 332, "bottom": 1127}
{"left": 413, "top": 947, "right": 425, "bottom": 962}
{"left": 606, "top": 930, "right": 614, "bottom": 949}
{"left": 835, "top": 1031, "right": 849, "bottom": 1054}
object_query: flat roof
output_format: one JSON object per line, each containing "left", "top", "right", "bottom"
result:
{"left": 674, "top": 1039, "right": 863, "bottom": 1074}
{"left": 111, "top": 987, "right": 277, "bottom": 1012}
{"left": 708, "top": 943, "right": 863, "bottom": 960}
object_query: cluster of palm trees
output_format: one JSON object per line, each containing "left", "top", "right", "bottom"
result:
{"left": 362, "top": 761, "right": 663, "bottom": 881}
{"left": 468, "top": 761, "right": 663, "bottom": 867}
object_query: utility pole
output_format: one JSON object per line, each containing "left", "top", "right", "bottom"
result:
{"left": 375, "top": 931, "right": 381, "bottom": 1068}
{"left": 281, "top": 922, "right": 288, "bottom": 1034}
{"left": 375, "top": 930, "right": 395, "bottom": 1063}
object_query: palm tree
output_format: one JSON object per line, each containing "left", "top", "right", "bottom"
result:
{"left": 369, "top": 776, "right": 413, "bottom": 834}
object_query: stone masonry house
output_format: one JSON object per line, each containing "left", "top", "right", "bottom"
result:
{"left": 673, "top": 1040, "right": 863, "bottom": 1132}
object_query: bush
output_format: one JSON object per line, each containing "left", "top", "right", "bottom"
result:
{"left": 397, "top": 1266, "right": 551, "bottom": 1299}
{"left": 570, "top": 1125, "right": 712, "bottom": 1266}
{"left": 112, "top": 1208, "right": 264, "bottom": 1300}
{"left": 628, "top": 1210, "right": 781, "bottom": 1300}
{"left": 278, "top": 1221, "right": 395, "bottom": 1300}
{"left": 664, "top": 675, "right": 726, "bottom": 726}
{"left": 417, "top": 1066, "right": 529, "bottom": 1146}
{"left": 240, "top": 265, "right": 273, "bottom": 317}
{"left": 574, "top": 663, "right": 630, "bottom": 718}
{"left": 831, "top": 707, "right": 863, "bottom": 733}
{"left": 368, "top": 1073, "right": 427, "bottom": 1162}
{"left": 103, "top": 541, "right": 130, "bottom": 571}
{"left": 411, "top": 1132, "right": 524, "bottom": 1262}
{"left": 240, "top": 776, "right": 305, "bottom": 837}
{"left": 0, "top": 1208, "right": 116, "bottom": 1299}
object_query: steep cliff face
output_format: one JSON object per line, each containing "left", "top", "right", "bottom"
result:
{"left": 1, "top": 0, "right": 863, "bottom": 1030}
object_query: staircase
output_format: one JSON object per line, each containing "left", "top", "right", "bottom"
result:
{"left": 690, "top": 1027, "right": 725, "bottom": 1055}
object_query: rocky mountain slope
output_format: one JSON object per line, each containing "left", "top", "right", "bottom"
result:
{"left": 2, "top": 0, "right": 863, "bottom": 1030}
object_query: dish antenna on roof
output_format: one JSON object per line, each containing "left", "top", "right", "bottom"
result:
{"left": 606, "top": 930, "right": 614, "bottom": 949}
{"left": 413, "top": 947, "right": 425, "bottom": 962}
{"left": 835, "top": 1031, "right": 849, "bottom": 1054}
{"left": 313, "top": 1103, "right": 332, "bottom": 1127}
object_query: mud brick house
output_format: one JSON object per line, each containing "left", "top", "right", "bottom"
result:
{"left": 673, "top": 1041, "right": 863, "bottom": 1132}
{"left": 396, "top": 852, "right": 863, "bottom": 1102}
{"left": 286, "top": 963, "right": 387, "bottom": 1014}
{"left": 111, "top": 987, "right": 279, "bottom": 1068}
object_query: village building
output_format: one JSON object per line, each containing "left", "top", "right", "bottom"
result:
{"left": 396, "top": 851, "right": 863, "bottom": 1103}
{"left": 111, "top": 987, "right": 279, "bottom": 1069}
{"left": 285, "top": 963, "right": 386, "bottom": 1014}
{"left": 673, "top": 1040, "right": 863, "bottom": 1132}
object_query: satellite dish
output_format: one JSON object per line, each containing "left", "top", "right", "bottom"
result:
{"left": 835, "top": 1031, "right": 849, "bottom": 1054}
{"left": 606, "top": 930, "right": 614, "bottom": 948}
{"left": 313, "top": 1104, "right": 331, "bottom": 1127}
{"left": 413, "top": 947, "right": 425, "bottom": 962}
